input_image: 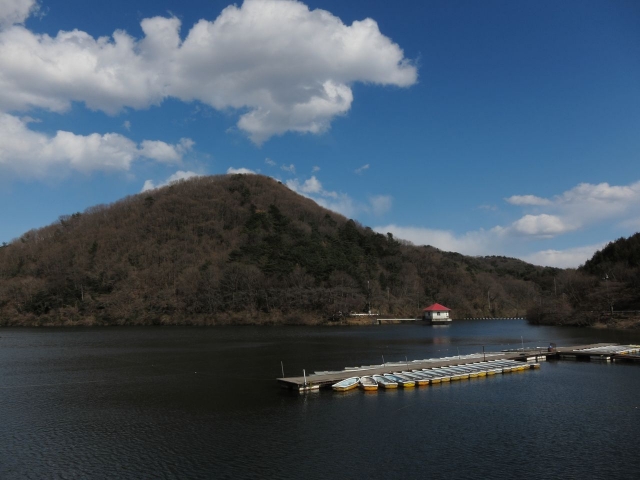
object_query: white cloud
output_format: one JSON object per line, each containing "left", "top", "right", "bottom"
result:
{"left": 376, "top": 222, "right": 605, "bottom": 268}
{"left": 505, "top": 194, "right": 551, "bottom": 206}
{"left": 521, "top": 243, "right": 605, "bottom": 269}
{"left": 369, "top": 195, "right": 392, "bottom": 215}
{"left": 0, "top": 0, "right": 416, "bottom": 143}
{"left": 504, "top": 181, "right": 640, "bottom": 239}
{"left": 227, "top": 167, "right": 256, "bottom": 175}
{"left": 281, "top": 163, "right": 296, "bottom": 174}
{"left": 265, "top": 157, "right": 276, "bottom": 167}
{"left": 375, "top": 180, "right": 640, "bottom": 267}
{"left": 287, "top": 175, "right": 392, "bottom": 217}
{"left": 507, "top": 214, "right": 574, "bottom": 237}
{"left": 139, "top": 137, "right": 193, "bottom": 164}
{"left": 0, "top": 0, "right": 37, "bottom": 28}
{"left": 0, "top": 112, "right": 192, "bottom": 177}
{"left": 288, "top": 175, "right": 322, "bottom": 194}
{"left": 374, "top": 224, "right": 498, "bottom": 256}
{"left": 141, "top": 170, "right": 202, "bottom": 192}
{"left": 123, "top": 120, "right": 131, "bottom": 131}
{"left": 354, "top": 163, "right": 370, "bottom": 174}
{"left": 312, "top": 165, "right": 320, "bottom": 173}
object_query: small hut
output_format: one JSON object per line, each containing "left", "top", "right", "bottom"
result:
{"left": 422, "top": 303, "right": 452, "bottom": 325}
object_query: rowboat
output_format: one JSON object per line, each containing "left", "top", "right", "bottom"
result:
{"left": 402, "top": 371, "right": 430, "bottom": 386}
{"left": 332, "top": 377, "right": 360, "bottom": 391}
{"left": 426, "top": 368, "right": 453, "bottom": 382}
{"left": 384, "top": 373, "right": 415, "bottom": 388}
{"left": 373, "top": 374, "right": 398, "bottom": 389}
{"left": 359, "top": 376, "right": 378, "bottom": 391}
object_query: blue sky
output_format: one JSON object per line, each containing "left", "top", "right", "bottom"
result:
{"left": 1, "top": 0, "right": 639, "bottom": 267}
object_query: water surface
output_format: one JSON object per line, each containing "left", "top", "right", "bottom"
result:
{"left": 1, "top": 320, "right": 639, "bottom": 479}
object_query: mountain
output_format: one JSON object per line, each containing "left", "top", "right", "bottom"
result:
{"left": 527, "top": 233, "right": 640, "bottom": 329}
{"left": 0, "top": 174, "right": 559, "bottom": 326}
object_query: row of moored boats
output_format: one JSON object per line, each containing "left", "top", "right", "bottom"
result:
{"left": 332, "top": 359, "right": 538, "bottom": 391}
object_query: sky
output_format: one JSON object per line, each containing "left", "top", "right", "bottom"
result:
{"left": 0, "top": 0, "right": 639, "bottom": 268}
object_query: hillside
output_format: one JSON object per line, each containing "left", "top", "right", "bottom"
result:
{"left": 0, "top": 174, "right": 558, "bottom": 326}
{"left": 527, "top": 233, "right": 640, "bottom": 329}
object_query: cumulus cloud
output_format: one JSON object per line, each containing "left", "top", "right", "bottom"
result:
{"left": 504, "top": 181, "right": 640, "bottom": 238}
{"left": 281, "top": 163, "right": 296, "bottom": 174}
{"left": 264, "top": 157, "right": 276, "bottom": 167}
{"left": 0, "top": 0, "right": 417, "bottom": 143}
{"left": 0, "top": 0, "right": 38, "bottom": 27}
{"left": 521, "top": 243, "right": 605, "bottom": 269}
{"left": 312, "top": 165, "right": 320, "bottom": 173}
{"left": 139, "top": 138, "right": 193, "bottom": 164}
{"left": 376, "top": 180, "right": 640, "bottom": 268}
{"left": 141, "top": 170, "right": 202, "bottom": 192}
{"left": 376, "top": 222, "right": 604, "bottom": 268}
{"left": 288, "top": 176, "right": 323, "bottom": 194}
{"left": 374, "top": 224, "right": 499, "bottom": 256}
{"left": 227, "top": 167, "right": 256, "bottom": 175}
{"left": 287, "top": 175, "right": 392, "bottom": 217}
{"left": 0, "top": 113, "right": 192, "bottom": 177}
{"left": 506, "top": 214, "right": 574, "bottom": 237}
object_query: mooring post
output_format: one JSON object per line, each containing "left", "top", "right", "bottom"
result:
{"left": 405, "top": 355, "right": 408, "bottom": 367}
{"left": 303, "top": 369, "right": 307, "bottom": 387}
{"left": 483, "top": 346, "right": 485, "bottom": 361}
{"left": 521, "top": 336, "right": 525, "bottom": 353}
{"left": 281, "top": 361, "right": 284, "bottom": 378}
{"left": 382, "top": 355, "right": 385, "bottom": 365}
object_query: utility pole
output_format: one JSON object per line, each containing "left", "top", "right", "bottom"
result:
{"left": 604, "top": 274, "right": 613, "bottom": 315}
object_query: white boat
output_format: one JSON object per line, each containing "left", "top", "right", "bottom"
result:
{"left": 359, "top": 376, "right": 378, "bottom": 391}
{"left": 332, "top": 377, "right": 360, "bottom": 391}
{"left": 384, "top": 373, "right": 415, "bottom": 388}
{"left": 373, "top": 374, "right": 398, "bottom": 389}
{"left": 402, "top": 371, "right": 430, "bottom": 386}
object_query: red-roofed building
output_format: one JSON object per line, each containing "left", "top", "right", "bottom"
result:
{"left": 422, "top": 303, "right": 452, "bottom": 324}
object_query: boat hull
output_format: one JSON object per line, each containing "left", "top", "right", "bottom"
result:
{"left": 359, "top": 376, "right": 378, "bottom": 391}
{"left": 332, "top": 377, "right": 360, "bottom": 391}
{"left": 332, "top": 384, "right": 357, "bottom": 391}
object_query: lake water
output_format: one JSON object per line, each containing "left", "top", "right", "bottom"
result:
{"left": 1, "top": 320, "right": 639, "bottom": 479}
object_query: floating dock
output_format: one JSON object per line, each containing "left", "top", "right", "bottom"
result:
{"left": 277, "top": 343, "right": 639, "bottom": 392}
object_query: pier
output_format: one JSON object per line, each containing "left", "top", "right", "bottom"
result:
{"left": 277, "top": 343, "right": 639, "bottom": 392}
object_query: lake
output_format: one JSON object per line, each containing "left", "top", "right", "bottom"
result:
{"left": 1, "top": 319, "right": 639, "bottom": 479}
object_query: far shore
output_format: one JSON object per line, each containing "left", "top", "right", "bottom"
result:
{"left": 1, "top": 314, "right": 639, "bottom": 329}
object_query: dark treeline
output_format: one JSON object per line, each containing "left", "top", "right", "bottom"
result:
{"left": 527, "top": 233, "right": 640, "bottom": 329}
{"left": 1, "top": 174, "right": 562, "bottom": 326}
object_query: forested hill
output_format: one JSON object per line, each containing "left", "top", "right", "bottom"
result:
{"left": 527, "top": 233, "right": 640, "bottom": 329}
{"left": 0, "top": 174, "right": 558, "bottom": 326}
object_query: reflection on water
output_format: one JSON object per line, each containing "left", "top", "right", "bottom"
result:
{"left": 1, "top": 320, "right": 639, "bottom": 479}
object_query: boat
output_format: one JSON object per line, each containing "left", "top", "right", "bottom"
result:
{"left": 373, "top": 374, "right": 398, "bottom": 389}
{"left": 359, "top": 375, "right": 378, "bottom": 391}
{"left": 332, "top": 377, "right": 360, "bottom": 391}
{"left": 403, "top": 371, "right": 431, "bottom": 386}
{"left": 384, "top": 373, "right": 415, "bottom": 388}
